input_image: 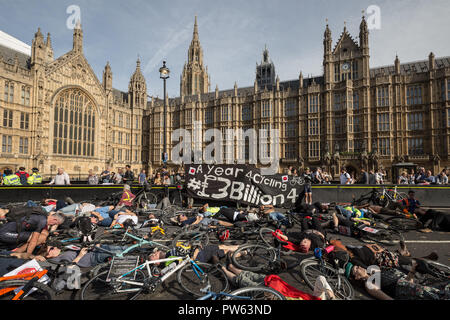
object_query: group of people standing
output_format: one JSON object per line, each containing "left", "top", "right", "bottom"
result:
{"left": 397, "top": 167, "right": 448, "bottom": 185}
{"left": 0, "top": 167, "right": 43, "bottom": 186}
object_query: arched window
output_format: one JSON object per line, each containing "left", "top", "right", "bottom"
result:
{"left": 53, "top": 89, "right": 96, "bottom": 157}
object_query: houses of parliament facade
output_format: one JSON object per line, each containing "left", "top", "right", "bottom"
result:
{"left": 0, "top": 16, "right": 449, "bottom": 180}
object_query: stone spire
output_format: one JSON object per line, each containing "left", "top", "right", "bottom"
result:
{"left": 193, "top": 15, "right": 199, "bottom": 42}
{"left": 31, "top": 27, "right": 45, "bottom": 66}
{"left": 359, "top": 15, "right": 369, "bottom": 50}
{"left": 395, "top": 55, "right": 401, "bottom": 74}
{"left": 73, "top": 20, "right": 83, "bottom": 53}
{"left": 324, "top": 21, "right": 332, "bottom": 55}
{"left": 103, "top": 61, "right": 113, "bottom": 91}
{"left": 129, "top": 57, "right": 147, "bottom": 109}
{"left": 429, "top": 52, "right": 436, "bottom": 70}
{"left": 180, "top": 16, "right": 210, "bottom": 96}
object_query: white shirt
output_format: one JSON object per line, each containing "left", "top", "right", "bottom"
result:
{"left": 340, "top": 173, "right": 350, "bottom": 184}
{"left": 50, "top": 172, "right": 70, "bottom": 185}
{"left": 116, "top": 215, "right": 138, "bottom": 225}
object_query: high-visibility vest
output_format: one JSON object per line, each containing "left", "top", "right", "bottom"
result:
{"left": 4, "top": 174, "right": 22, "bottom": 186}
{"left": 28, "top": 173, "right": 43, "bottom": 185}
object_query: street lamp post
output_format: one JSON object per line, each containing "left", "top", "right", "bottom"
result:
{"left": 159, "top": 61, "right": 170, "bottom": 165}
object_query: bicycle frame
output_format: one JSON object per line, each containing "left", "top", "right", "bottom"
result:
{"left": 109, "top": 256, "right": 207, "bottom": 294}
{"left": 0, "top": 270, "right": 49, "bottom": 299}
{"left": 92, "top": 229, "right": 170, "bottom": 258}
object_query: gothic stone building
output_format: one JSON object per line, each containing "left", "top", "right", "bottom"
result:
{"left": 149, "top": 16, "right": 450, "bottom": 179}
{"left": 1, "top": 16, "right": 449, "bottom": 180}
{"left": 0, "top": 23, "right": 146, "bottom": 179}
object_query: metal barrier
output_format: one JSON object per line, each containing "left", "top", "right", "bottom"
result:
{"left": 0, "top": 184, "right": 184, "bottom": 205}
{"left": 0, "top": 184, "right": 448, "bottom": 208}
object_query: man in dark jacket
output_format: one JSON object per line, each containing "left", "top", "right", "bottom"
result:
{"left": 358, "top": 169, "right": 369, "bottom": 185}
{"left": 122, "top": 165, "right": 135, "bottom": 186}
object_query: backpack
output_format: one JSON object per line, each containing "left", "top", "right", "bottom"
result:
{"left": 17, "top": 172, "right": 28, "bottom": 185}
{"left": 5, "top": 206, "right": 49, "bottom": 234}
{"left": 73, "top": 216, "right": 97, "bottom": 243}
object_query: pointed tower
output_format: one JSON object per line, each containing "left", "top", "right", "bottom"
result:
{"left": 103, "top": 62, "right": 113, "bottom": 92}
{"left": 429, "top": 52, "right": 436, "bottom": 70}
{"left": 359, "top": 15, "right": 370, "bottom": 79}
{"left": 180, "top": 16, "right": 210, "bottom": 96}
{"left": 73, "top": 20, "right": 83, "bottom": 53}
{"left": 323, "top": 22, "right": 333, "bottom": 84}
{"left": 395, "top": 55, "right": 401, "bottom": 75}
{"left": 31, "top": 28, "right": 45, "bottom": 67}
{"left": 128, "top": 58, "right": 147, "bottom": 109}
{"left": 256, "top": 45, "right": 276, "bottom": 89}
{"left": 44, "top": 32, "right": 54, "bottom": 63}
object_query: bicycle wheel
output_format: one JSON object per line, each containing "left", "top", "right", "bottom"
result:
{"left": 231, "top": 244, "right": 276, "bottom": 272}
{"left": 80, "top": 270, "right": 147, "bottom": 300}
{"left": 385, "top": 216, "right": 423, "bottom": 231}
{"left": 259, "top": 228, "right": 276, "bottom": 248}
{"left": 224, "top": 287, "right": 286, "bottom": 300}
{"left": 177, "top": 262, "right": 229, "bottom": 297}
{"left": 0, "top": 280, "right": 55, "bottom": 300}
{"left": 361, "top": 229, "right": 403, "bottom": 246}
{"left": 164, "top": 205, "right": 183, "bottom": 215}
{"left": 422, "top": 260, "right": 450, "bottom": 282}
{"left": 136, "top": 192, "right": 158, "bottom": 209}
{"left": 172, "top": 231, "right": 209, "bottom": 247}
{"left": 299, "top": 259, "right": 354, "bottom": 300}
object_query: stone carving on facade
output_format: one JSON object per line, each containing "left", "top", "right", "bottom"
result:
{"left": 432, "top": 154, "right": 440, "bottom": 164}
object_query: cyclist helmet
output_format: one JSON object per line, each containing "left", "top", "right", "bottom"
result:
{"left": 175, "top": 241, "right": 192, "bottom": 256}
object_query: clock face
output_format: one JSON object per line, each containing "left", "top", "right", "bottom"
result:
{"left": 342, "top": 63, "right": 350, "bottom": 71}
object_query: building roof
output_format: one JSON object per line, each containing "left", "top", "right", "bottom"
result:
{"left": 0, "top": 30, "right": 31, "bottom": 55}
{"left": 0, "top": 44, "right": 31, "bottom": 69}
{"left": 370, "top": 56, "right": 450, "bottom": 77}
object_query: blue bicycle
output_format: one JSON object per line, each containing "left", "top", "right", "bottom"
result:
{"left": 80, "top": 255, "right": 228, "bottom": 300}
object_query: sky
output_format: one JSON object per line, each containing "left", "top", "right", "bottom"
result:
{"left": 0, "top": 0, "right": 449, "bottom": 98}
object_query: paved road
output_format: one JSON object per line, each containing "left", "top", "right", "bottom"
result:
{"left": 54, "top": 209, "right": 450, "bottom": 301}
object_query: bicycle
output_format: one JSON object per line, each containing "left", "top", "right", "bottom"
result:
{"left": 334, "top": 216, "right": 404, "bottom": 247}
{"left": 231, "top": 236, "right": 301, "bottom": 274}
{"left": 80, "top": 254, "right": 229, "bottom": 300}
{"left": 299, "top": 246, "right": 354, "bottom": 300}
{"left": 377, "top": 186, "right": 408, "bottom": 208}
{"left": 198, "top": 286, "right": 286, "bottom": 300}
{"left": 0, "top": 268, "right": 54, "bottom": 300}
{"left": 82, "top": 228, "right": 171, "bottom": 278}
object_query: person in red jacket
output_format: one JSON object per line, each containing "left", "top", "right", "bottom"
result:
{"left": 16, "top": 167, "right": 29, "bottom": 185}
{"left": 115, "top": 184, "right": 136, "bottom": 211}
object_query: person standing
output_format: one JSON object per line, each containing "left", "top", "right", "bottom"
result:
{"left": 48, "top": 168, "right": 71, "bottom": 185}
{"left": 113, "top": 168, "right": 123, "bottom": 184}
{"left": 397, "top": 172, "right": 409, "bottom": 185}
{"left": 27, "top": 168, "right": 43, "bottom": 185}
{"left": 138, "top": 169, "right": 147, "bottom": 185}
{"left": 3, "top": 169, "right": 22, "bottom": 186}
{"left": 16, "top": 167, "right": 30, "bottom": 185}
{"left": 87, "top": 169, "right": 99, "bottom": 185}
{"left": 122, "top": 165, "right": 135, "bottom": 186}
{"left": 359, "top": 169, "right": 369, "bottom": 185}
{"left": 100, "top": 167, "right": 113, "bottom": 184}
{"left": 340, "top": 169, "right": 351, "bottom": 185}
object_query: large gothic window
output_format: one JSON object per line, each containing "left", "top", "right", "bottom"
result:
{"left": 53, "top": 89, "right": 96, "bottom": 157}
